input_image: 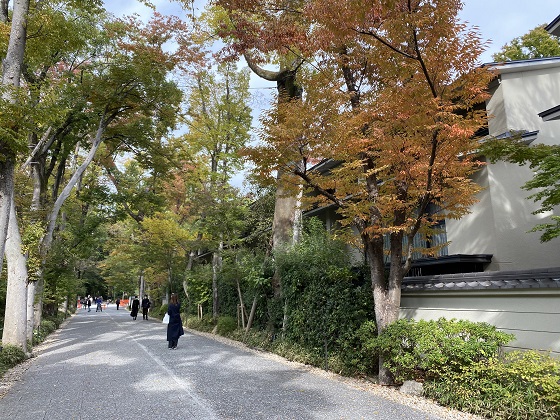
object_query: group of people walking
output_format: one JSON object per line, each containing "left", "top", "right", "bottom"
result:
{"left": 130, "top": 295, "right": 151, "bottom": 320}
{"left": 80, "top": 296, "right": 103, "bottom": 312}
{"left": 80, "top": 292, "right": 185, "bottom": 350}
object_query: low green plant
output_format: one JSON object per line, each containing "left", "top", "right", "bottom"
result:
{"left": 371, "top": 318, "right": 514, "bottom": 382}
{"left": 216, "top": 316, "right": 237, "bottom": 335}
{"left": 186, "top": 316, "right": 215, "bottom": 332}
{"left": 40, "top": 320, "right": 57, "bottom": 335}
{"left": 424, "top": 350, "right": 560, "bottom": 419}
{"left": 159, "top": 304, "right": 168, "bottom": 317}
{"left": 0, "top": 344, "right": 26, "bottom": 376}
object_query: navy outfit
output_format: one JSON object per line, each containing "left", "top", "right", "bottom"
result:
{"left": 130, "top": 298, "right": 140, "bottom": 320}
{"left": 141, "top": 297, "right": 151, "bottom": 320}
{"left": 166, "top": 302, "right": 184, "bottom": 349}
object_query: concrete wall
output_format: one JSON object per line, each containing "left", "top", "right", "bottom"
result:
{"left": 400, "top": 289, "right": 560, "bottom": 356}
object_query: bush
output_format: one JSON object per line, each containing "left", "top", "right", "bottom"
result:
{"left": 0, "top": 344, "right": 26, "bottom": 376}
{"left": 40, "top": 320, "right": 57, "bottom": 335}
{"left": 159, "top": 304, "right": 168, "bottom": 317}
{"left": 216, "top": 316, "right": 237, "bottom": 335}
{"left": 371, "top": 318, "right": 514, "bottom": 382}
{"left": 335, "top": 320, "right": 378, "bottom": 376}
{"left": 186, "top": 316, "right": 215, "bottom": 333}
{"left": 424, "top": 351, "right": 560, "bottom": 419}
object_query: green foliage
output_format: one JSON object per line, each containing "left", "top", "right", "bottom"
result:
{"left": 371, "top": 318, "right": 514, "bottom": 382}
{"left": 424, "top": 351, "right": 560, "bottom": 419}
{"left": 186, "top": 315, "right": 215, "bottom": 332}
{"left": 274, "top": 218, "right": 376, "bottom": 374}
{"left": 185, "top": 264, "right": 213, "bottom": 310}
{"left": 159, "top": 304, "right": 169, "bottom": 317}
{"left": 492, "top": 25, "right": 560, "bottom": 62}
{"left": 481, "top": 139, "right": 560, "bottom": 242}
{"left": 216, "top": 316, "right": 237, "bottom": 335}
{"left": 0, "top": 345, "right": 27, "bottom": 376}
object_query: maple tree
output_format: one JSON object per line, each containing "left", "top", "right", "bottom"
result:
{"left": 248, "top": 0, "right": 493, "bottom": 384}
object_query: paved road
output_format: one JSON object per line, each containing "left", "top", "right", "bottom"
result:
{"left": 0, "top": 305, "right": 450, "bottom": 420}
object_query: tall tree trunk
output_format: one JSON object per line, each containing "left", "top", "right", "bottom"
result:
{"left": 2, "top": 199, "right": 28, "bottom": 352}
{"left": 32, "top": 114, "right": 107, "bottom": 329}
{"left": 245, "top": 55, "right": 304, "bottom": 298}
{"left": 0, "top": 0, "right": 30, "bottom": 275}
{"left": 364, "top": 233, "right": 403, "bottom": 385}
{"left": 4, "top": 2, "right": 35, "bottom": 333}
{"left": 211, "top": 240, "right": 223, "bottom": 319}
{"left": 26, "top": 280, "right": 36, "bottom": 343}
{"left": 0, "top": 158, "right": 14, "bottom": 273}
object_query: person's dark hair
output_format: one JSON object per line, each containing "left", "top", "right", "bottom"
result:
{"left": 170, "top": 293, "right": 178, "bottom": 304}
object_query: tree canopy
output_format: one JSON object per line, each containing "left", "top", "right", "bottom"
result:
{"left": 492, "top": 24, "right": 560, "bottom": 61}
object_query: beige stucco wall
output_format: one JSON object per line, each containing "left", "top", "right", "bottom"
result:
{"left": 447, "top": 63, "right": 560, "bottom": 271}
{"left": 400, "top": 290, "right": 560, "bottom": 356}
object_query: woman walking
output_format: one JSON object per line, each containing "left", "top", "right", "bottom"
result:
{"left": 130, "top": 296, "right": 140, "bottom": 320}
{"left": 167, "top": 293, "right": 184, "bottom": 349}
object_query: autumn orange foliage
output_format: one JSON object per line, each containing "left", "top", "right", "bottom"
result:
{"left": 218, "top": 0, "right": 494, "bottom": 384}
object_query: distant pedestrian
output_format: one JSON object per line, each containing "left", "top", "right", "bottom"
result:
{"left": 87, "top": 297, "right": 91, "bottom": 312}
{"left": 95, "top": 296, "right": 103, "bottom": 312}
{"left": 141, "top": 295, "right": 151, "bottom": 320}
{"left": 116, "top": 298, "right": 121, "bottom": 310}
{"left": 167, "top": 293, "right": 184, "bottom": 349}
{"left": 130, "top": 296, "right": 140, "bottom": 320}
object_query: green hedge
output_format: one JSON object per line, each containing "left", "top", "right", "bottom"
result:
{"left": 425, "top": 350, "right": 560, "bottom": 419}
{"left": 370, "top": 318, "right": 514, "bottom": 382}
{"left": 0, "top": 344, "right": 26, "bottom": 376}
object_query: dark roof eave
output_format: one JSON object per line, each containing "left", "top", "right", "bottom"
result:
{"left": 539, "top": 104, "right": 560, "bottom": 121}
{"left": 402, "top": 267, "right": 560, "bottom": 292}
{"left": 545, "top": 14, "right": 560, "bottom": 36}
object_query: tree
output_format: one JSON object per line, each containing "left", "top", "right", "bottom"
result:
{"left": 211, "top": 0, "right": 309, "bottom": 298}
{"left": 482, "top": 138, "right": 560, "bottom": 242}
{"left": 179, "top": 61, "right": 252, "bottom": 318}
{"left": 0, "top": 0, "right": 31, "bottom": 352}
{"left": 250, "top": 0, "right": 492, "bottom": 384}
{"left": 492, "top": 25, "right": 560, "bottom": 62}
{"left": 2, "top": 7, "right": 199, "bottom": 349}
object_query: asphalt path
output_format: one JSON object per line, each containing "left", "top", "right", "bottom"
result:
{"left": 0, "top": 305, "right": 451, "bottom": 420}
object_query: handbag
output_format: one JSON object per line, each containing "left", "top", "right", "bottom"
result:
{"left": 162, "top": 313, "right": 170, "bottom": 324}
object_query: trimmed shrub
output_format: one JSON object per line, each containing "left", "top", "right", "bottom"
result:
{"left": 186, "top": 316, "right": 215, "bottom": 333}
{"left": 371, "top": 318, "right": 514, "bottom": 382}
{"left": 159, "top": 304, "right": 168, "bottom": 317}
{"left": 424, "top": 350, "right": 560, "bottom": 419}
{"left": 40, "top": 320, "right": 57, "bottom": 335}
{"left": 0, "top": 344, "right": 26, "bottom": 376}
{"left": 216, "top": 316, "right": 237, "bottom": 335}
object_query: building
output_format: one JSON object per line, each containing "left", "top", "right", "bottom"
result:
{"left": 305, "top": 53, "right": 560, "bottom": 355}
{"left": 401, "top": 47, "right": 560, "bottom": 355}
